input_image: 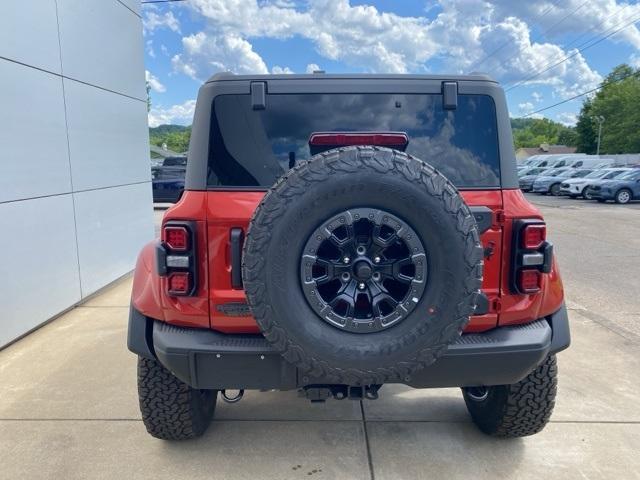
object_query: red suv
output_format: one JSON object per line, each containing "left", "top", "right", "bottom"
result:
{"left": 129, "top": 73, "right": 569, "bottom": 440}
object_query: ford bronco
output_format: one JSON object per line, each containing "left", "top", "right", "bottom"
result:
{"left": 128, "top": 73, "right": 570, "bottom": 440}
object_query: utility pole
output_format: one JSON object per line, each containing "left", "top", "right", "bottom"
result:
{"left": 592, "top": 115, "right": 605, "bottom": 155}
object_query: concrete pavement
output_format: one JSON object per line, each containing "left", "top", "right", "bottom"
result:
{"left": 1, "top": 197, "right": 639, "bottom": 479}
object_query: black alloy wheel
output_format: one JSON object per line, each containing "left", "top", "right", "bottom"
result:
{"left": 300, "top": 208, "right": 426, "bottom": 333}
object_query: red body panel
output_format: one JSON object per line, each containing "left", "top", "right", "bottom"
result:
{"left": 498, "top": 189, "right": 564, "bottom": 325}
{"left": 131, "top": 192, "right": 210, "bottom": 328}
{"left": 131, "top": 188, "right": 564, "bottom": 334}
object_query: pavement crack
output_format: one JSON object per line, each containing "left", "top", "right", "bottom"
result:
{"left": 360, "top": 401, "right": 376, "bottom": 480}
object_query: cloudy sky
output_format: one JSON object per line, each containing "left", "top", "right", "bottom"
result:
{"left": 143, "top": 0, "right": 640, "bottom": 128}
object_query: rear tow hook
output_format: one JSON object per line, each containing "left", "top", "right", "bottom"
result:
{"left": 221, "top": 389, "right": 244, "bottom": 403}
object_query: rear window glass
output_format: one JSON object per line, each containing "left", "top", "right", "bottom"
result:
{"left": 208, "top": 93, "right": 501, "bottom": 188}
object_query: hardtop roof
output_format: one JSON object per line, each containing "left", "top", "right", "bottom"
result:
{"left": 206, "top": 72, "right": 497, "bottom": 84}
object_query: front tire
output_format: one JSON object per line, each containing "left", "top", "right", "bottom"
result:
{"left": 615, "top": 189, "right": 632, "bottom": 204}
{"left": 462, "top": 355, "right": 557, "bottom": 437}
{"left": 550, "top": 183, "right": 561, "bottom": 196}
{"left": 137, "top": 356, "right": 217, "bottom": 440}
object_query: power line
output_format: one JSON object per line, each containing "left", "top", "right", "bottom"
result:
{"left": 506, "top": 13, "right": 640, "bottom": 92}
{"left": 502, "top": 3, "right": 632, "bottom": 89}
{"left": 520, "top": 69, "right": 640, "bottom": 118}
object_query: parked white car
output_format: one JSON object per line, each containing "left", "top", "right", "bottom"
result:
{"left": 559, "top": 168, "right": 632, "bottom": 199}
{"left": 564, "top": 158, "right": 615, "bottom": 169}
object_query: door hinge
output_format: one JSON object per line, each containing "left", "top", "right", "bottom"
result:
{"left": 494, "top": 209, "right": 506, "bottom": 226}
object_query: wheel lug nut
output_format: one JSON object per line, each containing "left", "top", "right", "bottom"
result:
{"left": 373, "top": 256, "right": 381, "bottom": 263}
{"left": 358, "top": 283, "right": 366, "bottom": 290}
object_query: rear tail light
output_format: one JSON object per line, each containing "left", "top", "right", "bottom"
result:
{"left": 518, "top": 269, "right": 541, "bottom": 293}
{"left": 168, "top": 272, "right": 191, "bottom": 295}
{"left": 511, "top": 220, "right": 553, "bottom": 295}
{"left": 164, "top": 226, "right": 189, "bottom": 251}
{"left": 521, "top": 224, "right": 546, "bottom": 249}
{"left": 160, "top": 222, "right": 197, "bottom": 296}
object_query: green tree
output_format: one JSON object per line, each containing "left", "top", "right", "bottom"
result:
{"left": 557, "top": 127, "right": 578, "bottom": 147}
{"left": 149, "top": 125, "right": 191, "bottom": 153}
{"left": 510, "top": 118, "right": 577, "bottom": 149}
{"left": 575, "top": 64, "right": 640, "bottom": 154}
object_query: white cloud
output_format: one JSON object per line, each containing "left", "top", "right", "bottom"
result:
{"left": 556, "top": 111, "right": 578, "bottom": 126}
{"left": 531, "top": 91, "right": 542, "bottom": 103}
{"left": 172, "top": 32, "right": 268, "bottom": 80}
{"left": 146, "top": 39, "right": 155, "bottom": 58}
{"left": 272, "top": 65, "right": 294, "bottom": 74}
{"left": 306, "top": 63, "right": 321, "bottom": 73}
{"left": 518, "top": 102, "right": 535, "bottom": 115}
{"left": 148, "top": 99, "right": 196, "bottom": 127}
{"left": 490, "top": 0, "right": 640, "bottom": 48}
{"left": 175, "top": 0, "right": 639, "bottom": 98}
{"left": 145, "top": 70, "right": 166, "bottom": 93}
{"left": 187, "top": 0, "right": 436, "bottom": 73}
{"left": 143, "top": 11, "right": 181, "bottom": 35}
{"left": 631, "top": 54, "right": 640, "bottom": 69}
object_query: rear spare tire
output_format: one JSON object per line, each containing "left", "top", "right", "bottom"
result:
{"left": 242, "top": 146, "right": 483, "bottom": 385}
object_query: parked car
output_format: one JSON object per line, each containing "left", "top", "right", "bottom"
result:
{"left": 559, "top": 168, "right": 631, "bottom": 199}
{"left": 526, "top": 153, "right": 588, "bottom": 169}
{"left": 518, "top": 166, "right": 548, "bottom": 178}
{"left": 520, "top": 154, "right": 550, "bottom": 166}
{"left": 588, "top": 169, "right": 640, "bottom": 204}
{"left": 518, "top": 167, "right": 555, "bottom": 192}
{"left": 519, "top": 168, "right": 568, "bottom": 192}
{"left": 151, "top": 156, "right": 187, "bottom": 203}
{"left": 564, "top": 157, "right": 614, "bottom": 169}
{"left": 128, "top": 72, "right": 569, "bottom": 441}
{"left": 532, "top": 168, "right": 594, "bottom": 196}
{"left": 544, "top": 154, "right": 589, "bottom": 169}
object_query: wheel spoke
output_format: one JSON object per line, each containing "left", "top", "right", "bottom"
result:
{"left": 330, "top": 280, "right": 357, "bottom": 317}
{"left": 372, "top": 293, "right": 398, "bottom": 317}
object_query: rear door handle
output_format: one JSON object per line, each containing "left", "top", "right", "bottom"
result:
{"left": 230, "top": 228, "right": 244, "bottom": 289}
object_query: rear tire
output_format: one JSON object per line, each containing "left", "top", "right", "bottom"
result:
{"left": 462, "top": 355, "right": 557, "bottom": 437}
{"left": 549, "top": 183, "right": 561, "bottom": 196}
{"left": 137, "top": 356, "right": 217, "bottom": 440}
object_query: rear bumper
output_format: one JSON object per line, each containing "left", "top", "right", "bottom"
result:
{"left": 128, "top": 305, "right": 570, "bottom": 390}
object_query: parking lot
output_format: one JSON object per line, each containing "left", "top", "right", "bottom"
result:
{"left": 1, "top": 194, "right": 639, "bottom": 480}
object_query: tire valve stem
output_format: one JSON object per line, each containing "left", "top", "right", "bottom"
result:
{"left": 358, "top": 282, "right": 366, "bottom": 290}
{"left": 373, "top": 256, "right": 381, "bottom": 263}
{"left": 343, "top": 256, "right": 350, "bottom": 264}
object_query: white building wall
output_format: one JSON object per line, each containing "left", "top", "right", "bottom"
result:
{"left": 0, "top": 0, "right": 153, "bottom": 347}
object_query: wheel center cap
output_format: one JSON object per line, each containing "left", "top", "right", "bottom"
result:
{"left": 353, "top": 260, "right": 373, "bottom": 280}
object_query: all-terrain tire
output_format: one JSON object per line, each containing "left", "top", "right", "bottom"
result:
{"left": 137, "top": 356, "right": 217, "bottom": 440}
{"left": 462, "top": 355, "right": 558, "bottom": 438}
{"left": 242, "top": 146, "right": 483, "bottom": 385}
